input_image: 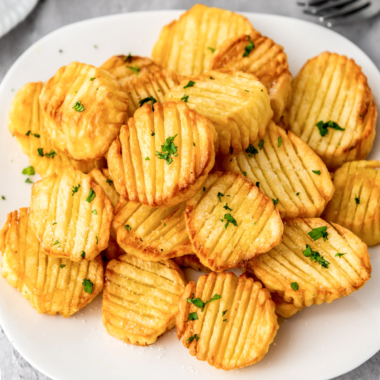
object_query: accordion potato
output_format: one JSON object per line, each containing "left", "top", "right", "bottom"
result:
{"left": 102, "top": 253, "right": 187, "bottom": 346}
{"left": 245, "top": 218, "right": 371, "bottom": 317}
{"left": 166, "top": 69, "right": 273, "bottom": 155}
{"left": 108, "top": 101, "right": 216, "bottom": 207}
{"left": 40, "top": 62, "right": 129, "bottom": 161}
{"left": 323, "top": 160, "right": 380, "bottom": 246}
{"left": 112, "top": 196, "right": 193, "bottom": 261}
{"left": 29, "top": 166, "right": 113, "bottom": 261}
{"left": 286, "top": 52, "right": 377, "bottom": 170}
{"left": 0, "top": 208, "right": 104, "bottom": 317}
{"left": 185, "top": 172, "right": 283, "bottom": 272}
{"left": 173, "top": 254, "right": 211, "bottom": 273}
{"left": 209, "top": 31, "right": 292, "bottom": 122}
{"left": 8, "top": 82, "right": 105, "bottom": 177}
{"left": 88, "top": 168, "right": 120, "bottom": 207}
{"left": 176, "top": 272, "right": 278, "bottom": 370}
{"left": 220, "top": 122, "right": 335, "bottom": 219}
{"left": 152, "top": 4, "right": 255, "bottom": 76}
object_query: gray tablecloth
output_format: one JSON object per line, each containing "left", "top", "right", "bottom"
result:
{"left": 0, "top": 1, "right": 379, "bottom": 379}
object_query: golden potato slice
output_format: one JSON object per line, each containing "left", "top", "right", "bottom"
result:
{"left": 40, "top": 62, "right": 129, "bottom": 161}
{"left": 323, "top": 160, "right": 380, "bottom": 246}
{"left": 173, "top": 255, "right": 211, "bottom": 273}
{"left": 176, "top": 272, "right": 278, "bottom": 370}
{"left": 220, "top": 121, "right": 335, "bottom": 219}
{"left": 166, "top": 69, "right": 273, "bottom": 155}
{"left": 286, "top": 52, "right": 377, "bottom": 171}
{"left": 245, "top": 218, "right": 371, "bottom": 317}
{"left": 186, "top": 172, "right": 283, "bottom": 272}
{"left": 102, "top": 236, "right": 125, "bottom": 261}
{"left": 209, "top": 31, "right": 292, "bottom": 122}
{"left": 102, "top": 253, "right": 187, "bottom": 345}
{"left": 8, "top": 82, "right": 105, "bottom": 177}
{"left": 108, "top": 101, "right": 216, "bottom": 207}
{"left": 152, "top": 4, "right": 255, "bottom": 77}
{"left": 0, "top": 208, "right": 103, "bottom": 317}
{"left": 88, "top": 168, "right": 119, "bottom": 207}
{"left": 30, "top": 166, "right": 113, "bottom": 261}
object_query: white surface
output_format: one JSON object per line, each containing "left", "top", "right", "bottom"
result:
{"left": 0, "top": 10, "right": 379, "bottom": 380}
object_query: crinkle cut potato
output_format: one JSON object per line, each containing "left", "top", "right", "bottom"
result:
{"left": 220, "top": 121, "right": 335, "bottom": 219}
{"left": 152, "top": 4, "right": 255, "bottom": 76}
{"left": 30, "top": 166, "right": 113, "bottom": 262}
{"left": 166, "top": 69, "right": 273, "bottom": 155}
{"left": 176, "top": 272, "right": 278, "bottom": 370}
{"left": 286, "top": 52, "right": 377, "bottom": 171}
{"left": 108, "top": 101, "right": 216, "bottom": 207}
{"left": 0, "top": 208, "right": 104, "bottom": 317}
{"left": 209, "top": 31, "right": 292, "bottom": 122}
{"left": 88, "top": 168, "right": 120, "bottom": 208}
{"left": 185, "top": 172, "right": 283, "bottom": 272}
{"left": 8, "top": 82, "right": 105, "bottom": 177}
{"left": 102, "top": 253, "right": 187, "bottom": 346}
{"left": 245, "top": 218, "right": 371, "bottom": 318}
{"left": 40, "top": 62, "right": 129, "bottom": 161}
{"left": 173, "top": 254, "right": 211, "bottom": 273}
{"left": 112, "top": 196, "right": 192, "bottom": 261}
{"left": 323, "top": 160, "right": 380, "bottom": 246}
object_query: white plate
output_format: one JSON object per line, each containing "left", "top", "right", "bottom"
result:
{"left": 0, "top": 11, "right": 379, "bottom": 380}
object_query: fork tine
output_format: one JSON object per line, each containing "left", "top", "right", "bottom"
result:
{"left": 320, "top": 0, "right": 371, "bottom": 20}
{"left": 303, "top": 0, "right": 359, "bottom": 15}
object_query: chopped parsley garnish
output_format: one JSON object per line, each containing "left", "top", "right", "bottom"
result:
{"left": 256, "top": 182, "right": 260, "bottom": 188}
{"left": 223, "top": 319, "right": 228, "bottom": 322}
{"left": 34, "top": 133, "right": 40, "bottom": 138}
{"left": 303, "top": 245, "right": 330, "bottom": 268}
{"left": 81, "top": 251, "right": 85, "bottom": 259}
{"left": 272, "top": 198, "right": 279, "bottom": 205}
{"left": 45, "top": 150, "right": 56, "bottom": 158}
{"left": 203, "top": 187, "right": 206, "bottom": 191}
{"left": 296, "top": 192, "right": 300, "bottom": 196}
{"left": 52, "top": 222, "right": 57, "bottom": 225}
{"left": 355, "top": 195, "right": 360, "bottom": 204}
{"left": 53, "top": 240, "right": 59, "bottom": 245}
{"left": 181, "top": 94, "right": 189, "bottom": 103}
{"left": 22, "top": 166, "right": 35, "bottom": 175}
{"left": 210, "top": 76, "right": 215, "bottom": 80}
{"left": 127, "top": 65, "right": 139, "bottom": 75}
{"left": 151, "top": 131, "right": 155, "bottom": 136}
{"left": 222, "top": 310, "right": 228, "bottom": 316}
{"left": 155, "top": 134, "right": 178, "bottom": 165}
{"left": 217, "top": 192, "right": 224, "bottom": 202}
{"left": 86, "top": 188, "right": 96, "bottom": 203}
{"left": 308, "top": 226, "right": 328, "bottom": 241}
{"left": 291, "top": 282, "right": 299, "bottom": 291}
{"left": 26, "top": 130, "right": 31, "bottom": 136}
{"left": 1, "top": 196, "right": 5, "bottom": 200}
{"left": 243, "top": 171, "right": 247, "bottom": 177}
{"left": 187, "top": 294, "right": 221, "bottom": 312}
{"left": 316, "top": 120, "right": 345, "bottom": 136}
{"left": 90, "top": 77, "right": 95, "bottom": 81}
{"left": 243, "top": 35, "right": 255, "bottom": 57}
{"left": 278, "top": 136, "right": 282, "bottom": 147}
{"left": 73, "top": 101, "right": 84, "bottom": 112}
{"left": 223, "top": 203, "right": 232, "bottom": 211}
{"left": 185, "top": 312, "right": 198, "bottom": 322}
{"left": 124, "top": 53, "right": 132, "bottom": 62}
{"left": 95, "top": 236, "right": 98, "bottom": 244}
{"left": 193, "top": 142, "right": 195, "bottom": 147}
{"left": 60, "top": 264, "right": 66, "bottom": 269}
{"left": 82, "top": 278, "right": 93, "bottom": 294}
{"left": 312, "top": 170, "right": 321, "bottom": 175}
{"left": 258, "top": 139, "right": 264, "bottom": 150}
{"left": 106, "top": 179, "right": 113, "bottom": 185}
{"left": 72, "top": 184, "right": 81, "bottom": 196}
{"left": 184, "top": 80, "right": 195, "bottom": 89}
{"left": 37, "top": 148, "right": 44, "bottom": 157}
{"left": 335, "top": 253, "right": 346, "bottom": 258}
{"left": 207, "top": 47, "right": 215, "bottom": 53}
{"left": 224, "top": 213, "right": 237, "bottom": 229}
{"left": 245, "top": 144, "right": 258, "bottom": 157}
{"left": 125, "top": 224, "right": 132, "bottom": 231}
{"left": 25, "top": 178, "right": 33, "bottom": 184}
{"left": 244, "top": 90, "right": 249, "bottom": 92}
{"left": 145, "top": 157, "right": 150, "bottom": 161}
{"left": 139, "top": 96, "right": 157, "bottom": 110}
{"left": 186, "top": 334, "right": 200, "bottom": 343}
{"left": 92, "top": 210, "right": 97, "bottom": 215}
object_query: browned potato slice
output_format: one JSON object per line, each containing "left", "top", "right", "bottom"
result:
{"left": 186, "top": 172, "right": 283, "bottom": 272}
{"left": 209, "top": 31, "right": 292, "bottom": 122}
{"left": 245, "top": 218, "right": 371, "bottom": 317}
{"left": 166, "top": 69, "right": 273, "bottom": 155}
{"left": 176, "top": 272, "right": 278, "bottom": 370}
{"left": 152, "top": 4, "right": 255, "bottom": 76}
{"left": 220, "top": 121, "right": 335, "bottom": 219}
{"left": 40, "top": 62, "right": 129, "bottom": 161}
{"left": 8, "top": 82, "right": 105, "bottom": 177}
{"left": 286, "top": 52, "right": 377, "bottom": 170}
{"left": 0, "top": 208, "right": 103, "bottom": 317}
{"left": 30, "top": 166, "right": 113, "bottom": 261}
{"left": 108, "top": 101, "right": 216, "bottom": 207}
{"left": 102, "top": 236, "right": 125, "bottom": 261}
{"left": 88, "top": 168, "right": 120, "bottom": 207}
{"left": 172, "top": 254, "right": 211, "bottom": 273}
{"left": 102, "top": 253, "right": 186, "bottom": 345}
{"left": 323, "top": 160, "right": 380, "bottom": 246}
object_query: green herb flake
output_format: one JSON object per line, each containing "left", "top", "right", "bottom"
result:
{"left": 355, "top": 195, "right": 360, "bottom": 204}
{"left": 223, "top": 203, "right": 232, "bottom": 211}
{"left": 224, "top": 213, "right": 237, "bottom": 229}
{"left": 184, "top": 80, "right": 195, "bottom": 89}
{"left": 308, "top": 226, "right": 328, "bottom": 241}
{"left": 145, "top": 157, "right": 150, "bottom": 161}
{"left": 303, "top": 244, "right": 330, "bottom": 268}
{"left": 1, "top": 196, "right": 5, "bottom": 200}
{"left": 316, "top": 120, "right": 345, "bottom": 136}
{"left": 245, "top": 144, "right": 258, "bottom": 157}
{"left": 127, "top": 65, "right": 140, "bottom": 75}
{"left": 25, "top": 178, "right": 33, "bottom": 184}
{"left": 312, "top": 170, "right": 321, "bottom": 175}
{"left": 217, "top": 192, "right": 224, "bottom": 202}
{"left": 90, "top": 77, "right": 96, "bottom": 81}
{"left": 291, "top": 282, "right": 299, "bottom": 291}
{"left": 155, "top": 134, "right": 178, "bottom": 165}
{"left": 151, "top": 131, "right": 155, "bottom": 136}
{"left": 296, "top": 192, "right": 300, "bottom": 196}
{"left": 72, "top": 184, "right": 81, "bottom": 196}
{"left": 106, "top": 179, "right": 113, "bottom": 185}
{"left": 243, "top": 35, "right": 255, "bottom": 57}
{"left": 46, "top": 149, "right": 56, "bottom": 158}
{"left": 86, "top": 188, "right": 96, "bottom": 203}
{"left": 181, "top": 94, "right": 189, "bottom": 103}
{"left": 258, "top": 139, "right": 264, "bottom": 150}
{"left": 96, "top": 236, "right": 98, "bottom": 245}
{"left": 187, "top": 294, "right": 221, "bottom": 312}
{"left": 335, "top": 253, "right": 346, "bottom": 258}
{"left": 278, "top": 136, "right": 282, "bottom": 147}
{"left": 53, "top": 240, "right": 59, "bottom": 245}
{"left": 82, "top": 278, "right": 93, "bottom": 294}
{"left": 81, "top": 251, "right": 85, "bottom": 259}
{"left": 256, "top": 182, "right": 260, "bottom": 188}
{"left": 37, "top": 148, "right": 44, "bottom": 157}
{"left": 203, "top": 187, "right": 206, "bottom": 192}
{"left": 243, "top": 171, "right": 247, "bottom": 177}
{"left": 207, "top": 47, "right": 215, "bottom": 53}
{"left": 26, "top": 130, "right": 31, "bottom": 136}
{"left": 22, "top": 166, "right": 35, "bottom": 176}
{"left": 186, "top": 334, "right": 200, "bottom": 343}
{"left": 272, "top": 198, "right": 279, "bottom": 205}
{"left": 223, "top": 319, "right": 228, "bottom": 322}
{"left": 33, "top": 133, "right": 40, "bottom": 138}
{"left": 210, "top": 76, "right": 215, "bottom": 80}
{"left": 185, "top": 312, "right": 199, "bottom": 322}
{"left": 139, "top": 96, "right": 157, "bottom": 110}
{"left": 60, "top": 264, "right": 66, "bottom": 269}
{"left": 92, "top": 210, "right": 97, "bottom": 215}
{"left": 124, "top": 53, "right": 132, "bottom": 62}
{"left": 125, "top": 224, "right": 132, "bottom": 231}
{"left": 52, "top": 222, "right": 57, "bottom": 225}
{"left": 222, "top": 310, "right": 228, "bottom": 316}
{"left": 73, "top": 101, "right": 84, "bottom": 112}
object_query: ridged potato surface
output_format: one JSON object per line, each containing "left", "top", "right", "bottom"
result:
{"left": 286, "top": 52, "right": 377, "bottom": 170}
{"left": 152, "top": 4, "right": 255, "bottom": 76}
{"left": 102, "top": 253, "right": 187, "bottom": 346}
{"left": 220, "top": 122, "right": 335, "bottom": 219}
{"left": 245, "top": 218, "right": 371, "bottom": 317}
{"left": 323, "top": 160, "right": 380, "bottom": 246}
{"left": 0, "top": 208, "right": 104, "bottom": 317}
{"left": 88, "top": 168, "right": 120, "bottom": 208}
{"left": 185, "top": 172, "right": 283, "bottom": 272}
{"left": 40, "top": 62, "right": 129, "bottom": 161}
{"left": 173, "top": 254, "right": 211, "bottom": 273}
{"left": 166, "top": 69, "right": 273, "bottom": 155}
{"left": 108, "top": 101, "right": 216, "bottom": 207}
{"left": 176, "top": 272, "right": 278, "bottom": 370}
{"left": 209, "top": 31, "right": 292, "bottom": 122}
{"left": 30, "top": 166, "right": 113, "bottom": 261}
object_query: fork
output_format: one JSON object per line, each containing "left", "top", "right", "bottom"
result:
{"left": 297, "top": 0, "right": 380, "bottom": 27}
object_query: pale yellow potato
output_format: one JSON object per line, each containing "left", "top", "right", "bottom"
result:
{"left": 108, "top": 101, "right": 216, "bottom": 207}
{"left": 209, "top": 31, "right": 292, "bottom": 122}
{"left": 185, "top": 172, "right": 283, "bottom": 272}
{"left": 173, "top": 254, "right": 211, "bottom": 273}
{"left": 0, "top": 208, "right": 103, "bottom": 317}
{"left": 40, "top": 62, "right": 129, "bottom": 161}
{"left": 176, "top": 272, "right": 278, "bottom": 371}
{"left": 102, "top": 253, "right": 187, "bottom": 346}
{"left": 166, "top": 69, "right": 273, "bottom": 155}
{"left": 88, "top": 168, "right": 120, "bottom": 207}
{"left": 152, "top": 4, "right": 255, "bottom": 76}
{"left": 8, "top": 82, "right": 105, "bottom": 177}
{"left": 220, "top": 121, "right": 335, "bottom": 219}
{"left": 30, "top": 166, "right": 113, "bottom": 261}
{"left": 286, "top": 52, "right": 377, "bottom": 171}
{"left": 323, "top": 160, "right": 380, "bottom": 246}
{"left": 245, "top": 218, "right": 371, "bottom": 317}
